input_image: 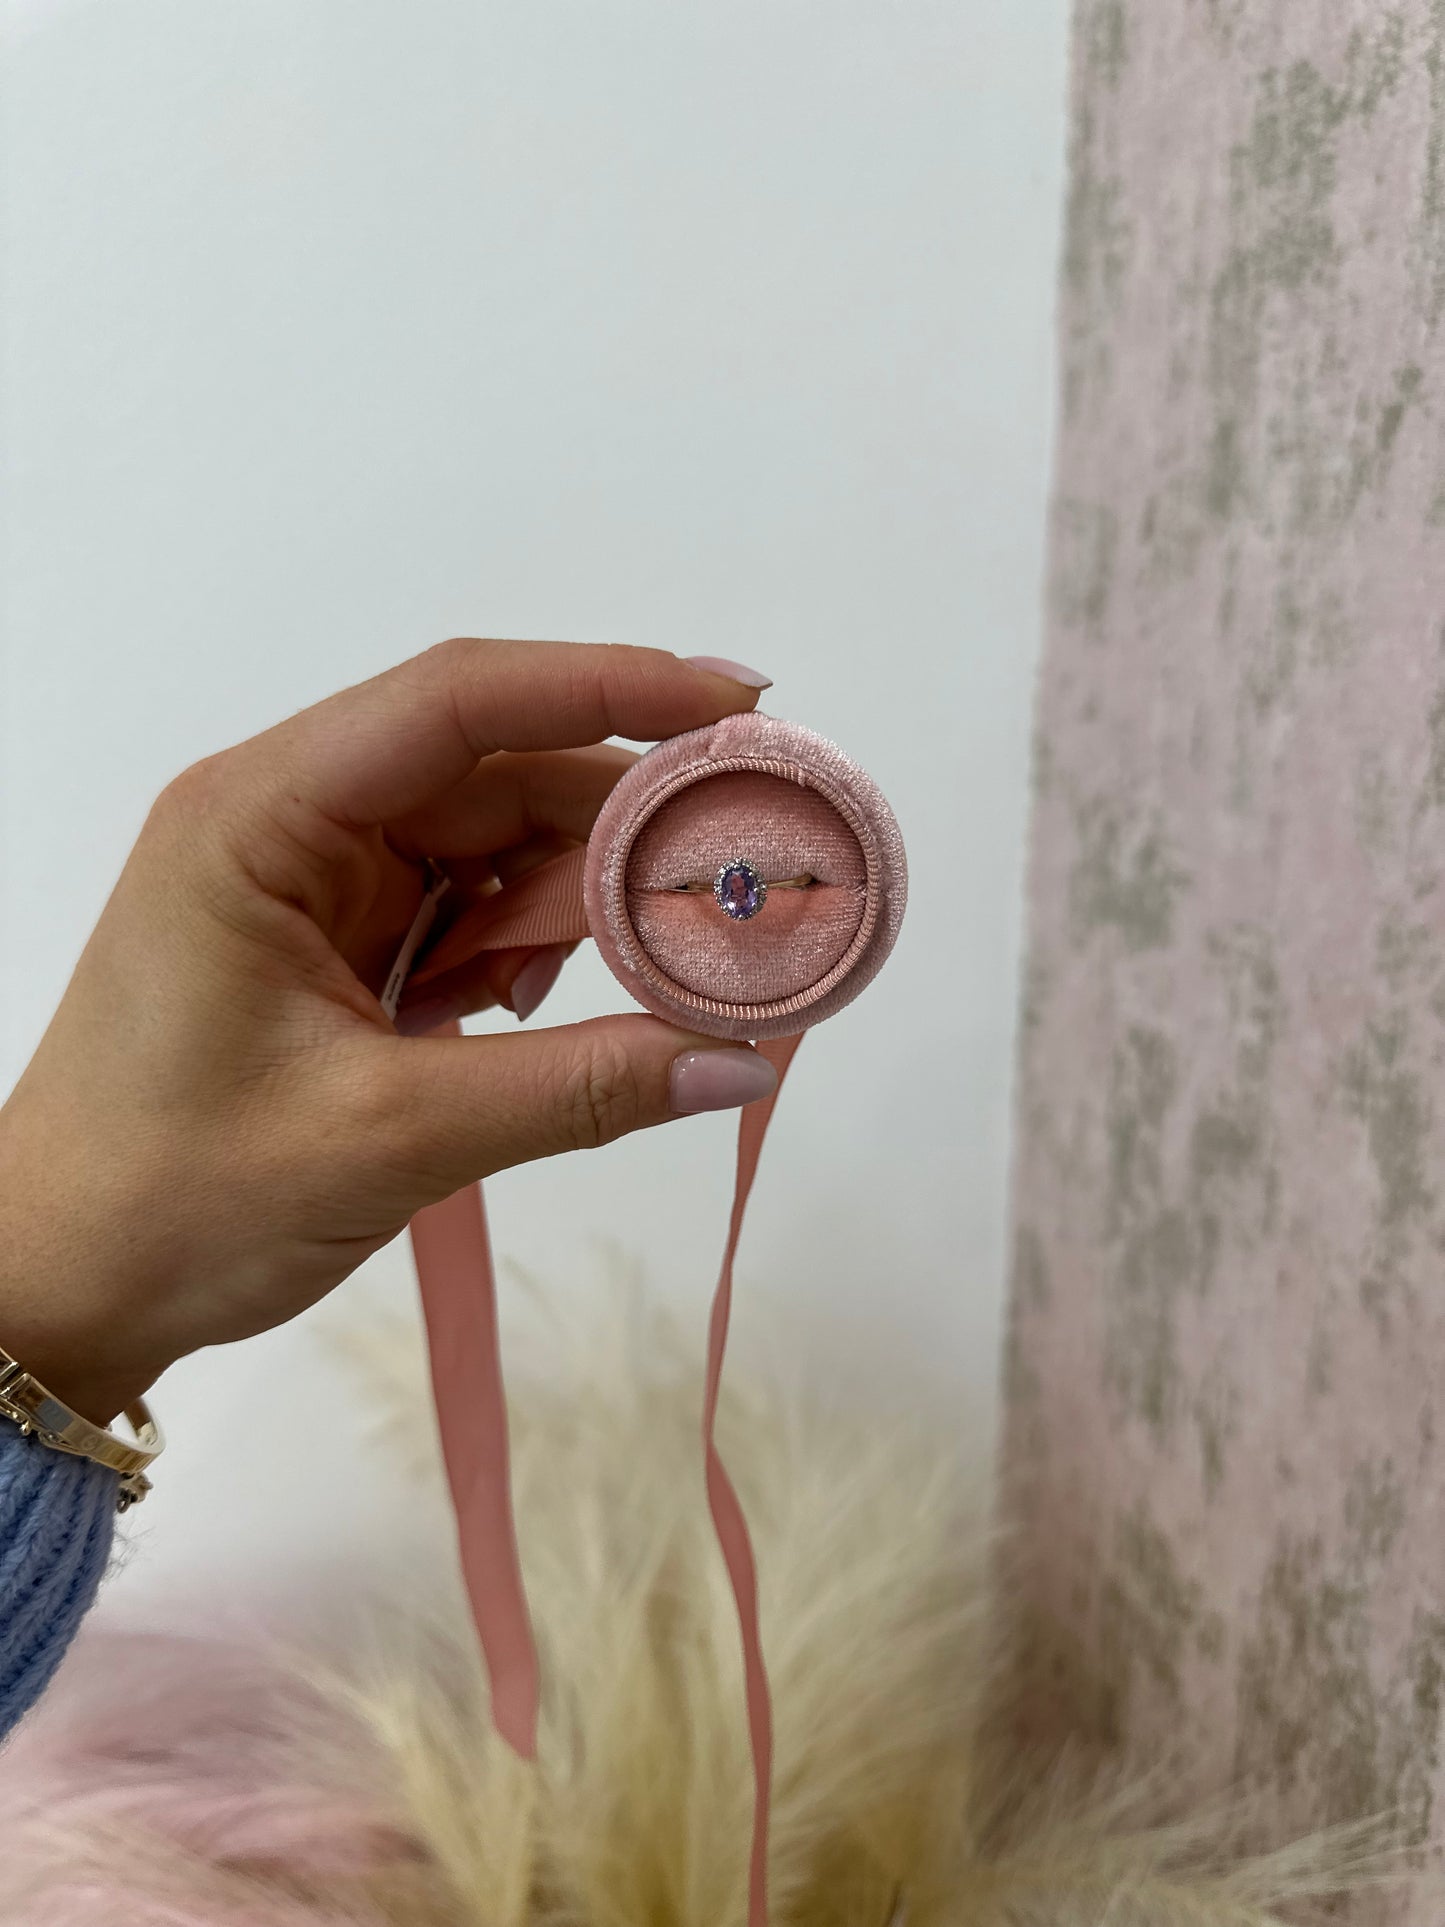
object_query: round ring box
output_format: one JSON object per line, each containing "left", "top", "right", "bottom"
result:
{"left": 584, "top": 712, "right": 907, "bottom": 1041}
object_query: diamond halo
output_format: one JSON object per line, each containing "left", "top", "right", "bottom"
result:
{"left": 713, "top": 857, "right": 767, "bottom": 921}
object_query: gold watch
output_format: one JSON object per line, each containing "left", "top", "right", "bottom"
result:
{"left": 0, "top": 1347, "right": 163, "bottom": 1512}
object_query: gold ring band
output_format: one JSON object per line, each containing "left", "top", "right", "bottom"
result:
{"left": 669, "top": 872, "right": 816, "bottom": 894}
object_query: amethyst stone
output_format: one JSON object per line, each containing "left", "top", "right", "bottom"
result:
{"left": 714, "top": 858, "right": 767, "bottom": 921}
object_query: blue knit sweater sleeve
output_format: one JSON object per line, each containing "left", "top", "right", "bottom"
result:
{"left": 0, "top": 1426, "right": 116, "bottom": 1738}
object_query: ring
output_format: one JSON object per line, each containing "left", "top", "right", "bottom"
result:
{"left": 714, "top": 858, "right": 767, "bottom": 920}
{"left": 667, "top": 864, "right": 816, "bottom": 919}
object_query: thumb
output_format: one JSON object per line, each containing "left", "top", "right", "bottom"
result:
{"left": 383, "top": 1014, "right": 779, "bottom": 1191}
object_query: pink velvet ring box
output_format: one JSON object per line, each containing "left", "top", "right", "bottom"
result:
{"left": 584, "top": 711, "right": 908, "bottom": 1039}
{"left": 402, "top": 709, "right": 907, "bottom": 1927}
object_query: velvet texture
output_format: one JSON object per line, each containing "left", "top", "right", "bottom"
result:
{"left": 627, "top": 772, "right": 867, "bottom": 1003}
{"left": 1002, "top": 1, "right": 1445, "bottom": 1907}
{"left": 585, "top": 713, "right": 907, "bottom": 1041}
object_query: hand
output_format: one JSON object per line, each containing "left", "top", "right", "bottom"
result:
{"left": 0, "top": 639, "right": 778, "bottom": 1422}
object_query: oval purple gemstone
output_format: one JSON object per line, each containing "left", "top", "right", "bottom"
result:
{"left": 714, "top": 858, "right": 766, "bottom": 921}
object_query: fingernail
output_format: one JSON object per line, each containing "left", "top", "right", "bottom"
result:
{"left": 511, "top": 944, "right": 568, "bottom": 1023}
{"left": 395, "top": 995, "right": 465, "bottom": 1037}
{"left": 684, "top": 654, "right": 773, "bottom": 690}
{"left": 669, "top": 1047, "right": 779, "bottom": 1114}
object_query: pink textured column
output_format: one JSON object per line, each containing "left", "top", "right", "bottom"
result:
{"left": 1003, "top": 0, "right": 1445, "bottom": 1898}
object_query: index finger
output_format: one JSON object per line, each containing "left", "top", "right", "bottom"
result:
{"left": 246, "top": 639, "right": 770, "bottom": 827}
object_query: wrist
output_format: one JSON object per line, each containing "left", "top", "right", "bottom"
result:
{"left": 0, "top": 1101, "right": 174, "bottom": 1425}
{"left": 1, "top": 1349, "right": 157, "bottom": 1431}
{"left": 0, "top": 1255, "right": 164, "bottom": 1425}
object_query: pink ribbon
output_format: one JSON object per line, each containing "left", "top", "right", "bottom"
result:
{"left": 704, "top": 1029, "right": 802, "bottom": 1927}
{"left": 410, "top": 1163, "right": 539, "bottom": 1759}
{"left": 404, "top": 851, "right": 798, "bottom": 1926}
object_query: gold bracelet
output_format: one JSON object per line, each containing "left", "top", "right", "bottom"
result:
{"left": 0, "top": 1348, "right": 164, "bottom": 1512}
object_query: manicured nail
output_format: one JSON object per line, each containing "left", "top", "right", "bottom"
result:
{"left": 684, "top": 654, "right": 773, "bottom": 690}
{"left": 511, "top": 944, "right": 568, "bottom": 1022}
{"left": 395, "top": 994, "right": 465, "bottom": 1037}
{"left": 669, "top": 1047, "right": 779, "bottom": 1114}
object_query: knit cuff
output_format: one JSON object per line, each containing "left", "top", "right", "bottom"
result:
{"left": 0, "top": 1426, "right": 117, "bottom": 1739}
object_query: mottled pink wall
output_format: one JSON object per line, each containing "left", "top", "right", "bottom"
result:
{"left": 1004, "top": 0, "right": 1445, "bottom": 1898}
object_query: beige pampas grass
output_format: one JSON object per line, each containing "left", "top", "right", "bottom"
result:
{"left": 0, "top": 1255, "right": 1412, "bottom": 1924}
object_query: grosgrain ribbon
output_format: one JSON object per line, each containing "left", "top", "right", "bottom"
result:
{"left": 410, "top": 1156, "right": 539, "bottom": 1758}
{"left": 705, "top": 1028, "right": 802, "bottom": 1927}
{"left": 399, "top": 850, "right": 798, "bottom": 1927}
{"left": 409, "top": 843, "right": 591, "bottom": 976}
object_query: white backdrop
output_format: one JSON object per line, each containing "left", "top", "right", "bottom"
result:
{"left": 0, "top": 0, "right": 1068, "bottom": 1631}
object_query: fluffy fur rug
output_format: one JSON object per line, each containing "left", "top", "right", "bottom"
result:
{"left": 0, "top": 1274, "right": 1406, "bottom": 1924}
